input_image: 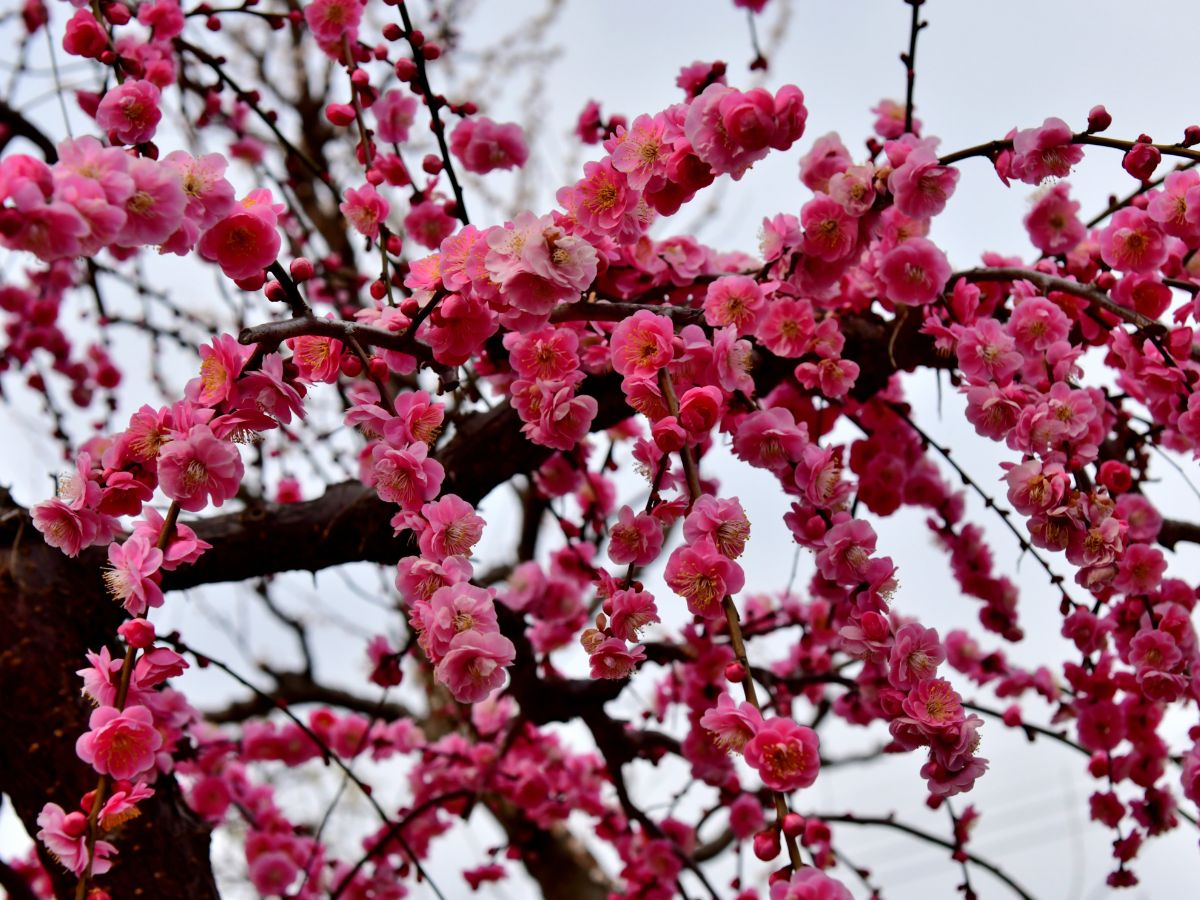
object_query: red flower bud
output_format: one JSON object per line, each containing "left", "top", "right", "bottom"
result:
{"left": 752, "top": 829, "right": 781, "bottom": 861}
{"left": 289, "top": 258, "right": 315, "bottom": 282}
{"left": 1087, "top": 105, "right": 1112, "bottom": 133}
{"left": 394, "top": 58, "right": 417, "bottom": 81}
{"left": 118, "top": 618, "right": 156, "bottom": 649}
{"left": 782, "top": 813, "right": 805, "bottom": 839}
{"left": 1122, "top": 140, "right": 1160, "bottom": 182}
{"left": 264, "top": 280, "right": 287, "bottom": 304}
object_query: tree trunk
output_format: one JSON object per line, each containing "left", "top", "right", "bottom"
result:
{"left": 0, "top": 490, "right": 219, "bottom": 900}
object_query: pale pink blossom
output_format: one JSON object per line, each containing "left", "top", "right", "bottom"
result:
{"left": 37, "top": 803, "right": 116, "bottom": 876}
{"left": 104, "top": 534, "right": 164, "bottom": 616}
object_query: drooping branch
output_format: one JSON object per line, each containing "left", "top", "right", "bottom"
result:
{"left": 811, "top": 812, "right": 1037, "bottom": 900}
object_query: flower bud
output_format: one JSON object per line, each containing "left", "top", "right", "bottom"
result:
{"left": 1087, "top": 105, "right": 1112, "bottom": 133}
{"left": 395, "top": 58, "right": 417, "bottom": 80}
{"left": 1122, "top": 138, "right": 1160, "bottom": 182}
{"left": 325, "top": 103, "right": 357, "bottom": 127}
{"left": 752, "top": 829, "right": 781, "bottom": 861}
{"left": 289, "top": 257, "right": 315, "bottom": 282}
{"left": 782, "top": 813, "right": 805, "bottom": 839}
{"left": 118, "top": 618, "right": 156, "bottom": 649}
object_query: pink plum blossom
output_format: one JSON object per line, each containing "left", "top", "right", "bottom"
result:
{"left": 157, "top": 424, "right": 244, "bottom": 512}
{"left": 95, "top": 80, "right": 162, "bottom": 145}
{"left": 434, "top": 629, "right": 516, "bottom": 703}
{"left": 608, "top": 505, "right": 664, "bottom": 566}
{"left": 419, "top": 494, "right": 485, "bottom": 561}
{"left": 37, "top": 803, "right": 116, "bottom": 876}
{"left": 340, "top": 183, "right": 390, "bottom": 239}
{"left": 610, "top": 310, "right": 675, "bottom": 376}
{"left": 770, "top": 868, "right": 853, "bottom": 900}
{"left": 450, "top": 117, "right": 529, "bottom": 174}
{"left": 198, "top": 189, "right": 282, "bottom": 281}
{"left": 1009, "top": 117, "right": 1084, "bottom": 184}
{"left": 104, "top": 534, "right": 164, "bottom": 616}
{"left": 664, "top": 536, "right": 745, "bottom": 618}
{"left": 75, "top": 704, "right": 163, "bottom": 779}
{"left": 372, "top": 90, "right": 418, "bottom": 144}
{"left": 744, "top": 717, "right": 821, "bottom": 792}
{"left": 878, "top": 237, "right": 951, "bottom": 305}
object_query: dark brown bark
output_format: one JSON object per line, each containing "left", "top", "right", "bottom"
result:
{"left": 0, "top": 489, "right": 219, "bottom": 900}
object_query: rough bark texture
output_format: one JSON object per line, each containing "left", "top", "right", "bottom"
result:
{"left": 0, "top": 490, "right": 219, "bottom": 900}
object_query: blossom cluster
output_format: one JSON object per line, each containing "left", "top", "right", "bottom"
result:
{"left": 4, "top": 0, "right": 1200, "bottom": 896}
